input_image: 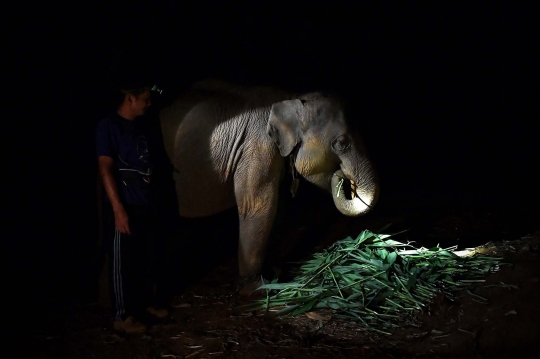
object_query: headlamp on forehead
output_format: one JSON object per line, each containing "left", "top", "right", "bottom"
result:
{"left": 151, "top": 85, "right": 163, "bottom": 95}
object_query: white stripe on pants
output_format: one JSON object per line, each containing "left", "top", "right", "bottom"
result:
{"left": 113, "top": 228, "right": 125, "bottom": 319}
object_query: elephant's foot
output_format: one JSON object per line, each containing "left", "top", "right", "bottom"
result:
{"left": 231, "top": 276, "right": 268, "bottom": 316}
{"left": 237, "top": 275, "right": 268, "bottom": 298}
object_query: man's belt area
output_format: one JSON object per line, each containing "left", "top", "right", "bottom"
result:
{"left": 119, "top": 168, "right": 151, "bottom": 186}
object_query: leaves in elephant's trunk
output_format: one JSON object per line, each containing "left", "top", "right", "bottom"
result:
{"left": 335, "top": 176, "right": 344, "bottom": 198}
{"left": 238, "top": 228, "right": 506, "bottom": 335}
{"left": 336, "top": 175, "right": 354, "bottom": 200}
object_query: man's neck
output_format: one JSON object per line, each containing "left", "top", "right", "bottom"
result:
{"left": 117, "top": 106, "right": 136, "bottom": 120}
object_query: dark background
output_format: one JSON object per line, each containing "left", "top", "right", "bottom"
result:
{"left": 10, "top": 1, "right": 538, "bottom": 322}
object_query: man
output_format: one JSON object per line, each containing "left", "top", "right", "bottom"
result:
{"left": 96, "top": 84, "right": 169, "bottom": 334}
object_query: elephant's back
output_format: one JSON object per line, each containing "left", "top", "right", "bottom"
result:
{"left": 160, "top": 80, "right": 291, "bottom": 158}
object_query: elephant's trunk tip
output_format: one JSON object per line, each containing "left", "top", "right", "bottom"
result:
{"left": 331, "top": 170, "right": 378, "bottom": 217}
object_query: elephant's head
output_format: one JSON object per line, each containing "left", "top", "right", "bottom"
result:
{"left": 267, "top": 93, "right": 379, "bottom": 216}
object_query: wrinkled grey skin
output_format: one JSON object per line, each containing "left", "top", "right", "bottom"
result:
{"left": 160, "top": 80, "right": 379, "bottom": 295}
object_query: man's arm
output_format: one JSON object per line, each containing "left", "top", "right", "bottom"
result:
{"left": 98, "top": 156, "right": 131, "bottom": 235}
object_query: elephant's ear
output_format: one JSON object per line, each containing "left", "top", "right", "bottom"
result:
{"left": 267, "top": 99, "right": 303, "bottom": 157}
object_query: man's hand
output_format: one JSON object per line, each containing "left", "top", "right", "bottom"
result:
{"left": 114, "top": 206, "right": 131, "bottom": 235}
{"left": 98, "top": 155, "right": 132, "bottom": 235}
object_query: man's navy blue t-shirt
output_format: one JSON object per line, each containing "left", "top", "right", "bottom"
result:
{"left": 96, "top": 112, "right": 155, "bottom": 206}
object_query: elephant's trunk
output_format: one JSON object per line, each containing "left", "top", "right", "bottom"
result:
{"left": 331, "top": 169, "right": 379, "bottom": 217}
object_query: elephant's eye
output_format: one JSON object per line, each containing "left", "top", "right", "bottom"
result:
{"left": 332, "top": 136, "right": 350, "bottom": 152}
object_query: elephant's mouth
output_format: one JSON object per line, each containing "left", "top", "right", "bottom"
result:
{"left": 331, "top": 170, "right": 376, "bottom": 217}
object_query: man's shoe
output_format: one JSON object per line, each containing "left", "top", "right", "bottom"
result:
{"left": 113, "top": 316, "right": 147, "bottom": 334}
{"left": 146, "top": 306, "right": 170, "bottom": 319}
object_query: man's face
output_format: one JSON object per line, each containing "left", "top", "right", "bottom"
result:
{"left": 130, "top": 90, "right": 152, "bottom": 116}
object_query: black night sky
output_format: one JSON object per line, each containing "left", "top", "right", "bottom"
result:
{"left": 10, "top": 0, "right": 538, "bottom": 337}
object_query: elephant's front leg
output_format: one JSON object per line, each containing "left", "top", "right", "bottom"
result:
{"left": 235, "top": 174, "right": 280, "bottom": 296}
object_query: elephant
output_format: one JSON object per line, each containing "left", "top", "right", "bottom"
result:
{"left": 159, "top": 79, "right": 379, "bottom": 295}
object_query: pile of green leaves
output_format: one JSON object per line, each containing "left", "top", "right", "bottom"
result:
{"left": 241, "top": 228, "right": 503, "bottom": 335}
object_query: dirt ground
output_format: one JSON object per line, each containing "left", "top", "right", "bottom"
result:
{"left": 17, "top": 188, "right": 540, "bottom": 359}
